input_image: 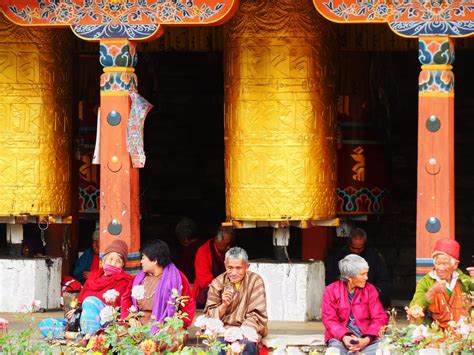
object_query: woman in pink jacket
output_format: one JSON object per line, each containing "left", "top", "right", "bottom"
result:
{"left": 322, "top": 254, "right": 388, "bottom": 354}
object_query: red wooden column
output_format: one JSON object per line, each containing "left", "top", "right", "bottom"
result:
{"left": 99, "top": 40, "right": 141, "bottom": 273}
{"left": 416, "top": 37, "right": 455, "bottom": 280}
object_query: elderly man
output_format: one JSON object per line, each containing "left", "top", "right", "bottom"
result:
{"left": 409, "top": 238, "right": 473, "bottom": 328}
{"left": 205, "top": 247, "right": 268, "bottom": 354}
{"left": 325, "top": 227, "right": 392, "bottom": 307}
{"left": 193, "top": 227, "right": 235, "bottom": 308}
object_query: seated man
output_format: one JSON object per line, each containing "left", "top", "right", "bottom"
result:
{"left": 73, "top": 229, "right": 100, "bottom": 284}
{"left": 408, "top": 238, "right": 473, "bottom": 328}
{"left": 192, "top": 227, "right": 235, "bottom": 308}
{"left": 325, "top": 227, "right": 392, "bottom": 307}
{"left": 205, "top": 247, "right": 268, "bottom": 355}
{"left": 175, "top": 217, "right": 204, "bottom": 283}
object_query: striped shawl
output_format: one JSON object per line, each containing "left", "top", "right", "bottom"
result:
{"left": 205, "top": 271, "right": 268, "bottom": 340}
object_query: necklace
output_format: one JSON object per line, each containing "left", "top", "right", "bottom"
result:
{"left": 141, "top": 273, "right": 162, "bottom": 300}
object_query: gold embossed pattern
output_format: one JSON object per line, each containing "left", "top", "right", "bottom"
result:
{"left": 0, "top": 14, "right": 73, "bottom": 216}
{"left": 224, "top": 0, "right": 337, "bottom": 221}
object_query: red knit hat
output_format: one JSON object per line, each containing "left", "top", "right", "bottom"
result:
{"left": 432, "top": 238, "right": 460, "bottom": 261}
{"left": 104, "top": 239, "right": 128, "bottom": 262}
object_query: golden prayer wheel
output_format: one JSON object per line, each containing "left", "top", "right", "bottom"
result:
{"left": 0, "top": 13, "right": 73, "bottom": 217}
{"left": 224, "top": 0, "right": 337, "bottom": 224}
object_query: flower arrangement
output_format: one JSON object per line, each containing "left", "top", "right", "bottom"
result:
{"left": 77, "top": 287, "right": 190, "bottom": 354}
{"left": 189, "top": 315, "right": 259, "bottom": 354}
{"left": 377, "top": 307, "right": 473, "bottom": 354}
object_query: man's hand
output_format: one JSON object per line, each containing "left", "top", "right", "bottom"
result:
{"left": 221, "top": 288, "right": 234, "bottom": 307}
{"left": 426, "top": 280, "right": 446, "bottom": 302}
{"left": 82, "top": 271, "right": 90, "bottom": 280}
{"left": 217, "top": 288, "right": 234, "bottom": 318}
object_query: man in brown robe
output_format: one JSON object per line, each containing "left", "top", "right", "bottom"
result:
{"left": 205, "top": 247, "right": 268, "bottom": 354}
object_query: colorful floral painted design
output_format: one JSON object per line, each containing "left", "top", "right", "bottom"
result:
{"left": 3, "top": 0, "right": 235, "bottom": 39}
{"left": 315, "top": 0, "right": 474, "bottom": 37}
{"left": 419, "top": 70, "right": 454, "bottom": 94}
{"left": 336, "top": 186, "right": 389, "bottom": 214}
{"left": 100, "top": 41, "right": 138, "bottom": 67}
{"left": 100, "top": 72, "right": 138, "bottom": 93}
{"left": 418, "top": 38, "right": 454, "bottom": 65}
{"left": 79, "top": 185, "right": 100, "bottom": 213}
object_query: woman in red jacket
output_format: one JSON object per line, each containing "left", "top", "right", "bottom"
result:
{"left": 39, "top": 239, "right": 132, "bottom": 337}
{"left": 121, "top": 239, "right": 196, "bottom": 333}
{"left": 322, "top": 254, "right": 388, "bottom": 355}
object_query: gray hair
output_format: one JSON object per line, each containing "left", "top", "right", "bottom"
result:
{"left": 216, "top": 227, "right": 235, "bottom": 241}
{"left": 338, "top": 254, "right": 369, "bottom": 281}
{"left": 225, "top": 247, "right": 249, "bottom": 263}
{"left": 349, "top": 227, "right": 367, "bottom": 241}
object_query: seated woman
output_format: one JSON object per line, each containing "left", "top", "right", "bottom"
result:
{"left": 121, "top": 239, "right": 196, "bottom": 333}
{"left": 39, "top": 240, "right": 132, "bottom": 337}
{"left": 322, "top": 254, "right": 388, "bottom": 355}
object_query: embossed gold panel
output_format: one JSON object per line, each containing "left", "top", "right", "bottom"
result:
{"left": 0, "top": 13, "right": 73, "bottom": 216}
{"left": 224, "top": 0, "right": 337, "bottom": 222}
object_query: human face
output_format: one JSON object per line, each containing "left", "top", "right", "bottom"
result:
{"left": 348, "top": 238, "right": 366, "bottom": 254}
{"left": 215, "top": 233, "right": 234, "bottom": 255}
{"left": 434, "top": 254, "right": 457, "bottom": 281}
{"left": 103, "top": 252, "right": 124, "bottom": 268}
{"left": 348, "top": 268, "right": 369, "bottom": 290}
{"left": 225, "top": 257, "right": 248, "bottom": 284}
{"left": 141, "top": 254, "right": 157, "bottom": 274}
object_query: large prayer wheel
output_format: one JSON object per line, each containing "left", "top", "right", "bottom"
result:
{"left": 0, "top": 14, "right": 73, "bottom": 217}
{"left": 224, "top": 0, "right": 337, "bottom": 224}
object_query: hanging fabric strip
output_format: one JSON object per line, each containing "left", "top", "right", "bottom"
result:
{"left": 92, "top": 107, "right": 101, "bottom": 165}
{"left": 127, "top": 92, "right": 153, "bottom": 168}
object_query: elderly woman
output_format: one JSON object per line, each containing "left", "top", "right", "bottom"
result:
{"left": 121, "top": 239, "right": 195, "bottom": 332}
{"left": 40, "top": 239, "right": 132, "bottom": 337}
{"left": 409, "top": 238, "right": 473, "bottom": 328}
{"left": 322, "top": 254, "right": 388, "bottom": 355}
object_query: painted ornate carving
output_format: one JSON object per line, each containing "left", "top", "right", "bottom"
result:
{"left": 314, "top": 0, "right": 474, "bottom": 37}
{"left": 1, "top": 0, "right": 239, "bottom": 40}
{"left": 127, "top": 91, "right": 153, "bottom": 168}
{"left": 224, "top": 0, "right": 337, "bottom": 222}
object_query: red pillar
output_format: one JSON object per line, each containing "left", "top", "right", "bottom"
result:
{"left": 416, "top": 37, "right": 455, "bottom": 280}
{"left": 99, "top": 40, "right": 141, "bottom": 273}
{"left": 302, "top": 226, "right": 335, "bottom": 261}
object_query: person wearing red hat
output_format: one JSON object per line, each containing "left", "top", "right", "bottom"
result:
{"left": 408, "top": 238, "right": 473, "bottom": 328}
{"left": 39, "top": 239, "right": 132, "bottom": 337}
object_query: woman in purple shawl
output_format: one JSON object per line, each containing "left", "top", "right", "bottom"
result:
{"left": 121, "top": 239, "right": 196, "bottom": 333}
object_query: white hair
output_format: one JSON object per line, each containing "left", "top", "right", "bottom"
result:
{"left": 338, "top": 254, "right": 369, "bottom": 281}
{"left": 433, "top": 253, "right": 457, "bottom": 266}
{"left": 225, "top": 247, "right": 249, "bottom": 263}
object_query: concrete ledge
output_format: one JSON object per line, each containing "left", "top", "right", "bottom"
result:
{"left": 0, "top": 257, "right": 62, "bottom": 312}
{"left": 249, "top": 260, "right": 325, "bottom": 321}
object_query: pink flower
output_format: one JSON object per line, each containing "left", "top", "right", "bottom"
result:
{"left": 230, "top": 341, "right": 243, "bottom": 354}
{"left": 99, "top": 305, "right": 115, "bottom": 323}
{"left": 131, "top": 285, "right": 145, "bottom": 300}
{"left": 205, "top": 318, "right": 225, "bottom": 334}
{"left": 128, "top": 305, "right": 138, "bottom": 313}
{"left": 224, "top": 327, "right": 243, "bottom": 343}
{"left": 194, "top": 314, "right": 208, "bottom": 328}
{"left": 241, "top": 325, "right": 258, "bottom": 342}
{"left": 103, "top": 289, "right": 120, "bottom": 305}
{"left": 32, "top": 299, "right": 41, "bottom": 310}
{"left": 0, "top": 318, "right": 9, "bottom": 330}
